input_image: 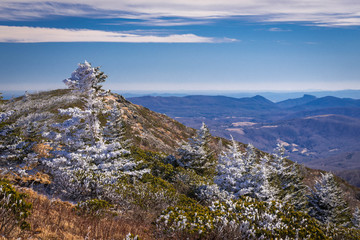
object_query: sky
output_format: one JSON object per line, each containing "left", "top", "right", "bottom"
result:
{"left": 0, "top": 0, "right": 360, "bottom": 93}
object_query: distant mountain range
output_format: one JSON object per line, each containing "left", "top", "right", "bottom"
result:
{"left": 129, "top": 94, "right": 360, "bottom": 187}
{"left": 2, "top": 89, "right": 360, "bottom": 101}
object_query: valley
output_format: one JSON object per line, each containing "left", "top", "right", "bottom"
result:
{"left": 129, "top": 94, "right": 360, "bottom": 187}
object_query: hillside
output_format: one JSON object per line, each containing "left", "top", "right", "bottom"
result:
{"left": 1, "top": 62, "right": 360, "bottom": 239}
{"left": 129, "top": 94, "right": 360, "bottom": 187}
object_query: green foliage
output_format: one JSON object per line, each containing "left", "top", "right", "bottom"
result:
{"left": 114, "top": 173, "right": 179, "bottom": 212}
{"left": 76, "top": 198, "right": 113, "bottom": 216}
{"left": 157, "top": 197, "right": 327, "bottom": 239}
{"left": 323, "top": 223, "right": 360, "bottom": 239}
{"left": 0, "top": 179, "right": 32, "bottom": 237}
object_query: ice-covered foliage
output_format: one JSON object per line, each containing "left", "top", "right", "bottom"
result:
{"left": 213, "top": 139, "right": 275, "bottom": 201}
{"left": 308, "top": 172, "right": 350, "bottom": 225}
{"left": 202, "top": 139, "right": 309, "bottom": 210}
{"left": 0, "top": 110, "right": 54, "bottom": 164}
{"left": 26, "top": 62, "right": 149, "bottom": 199}
{"left": 157, "top": 196, "right": 326, "bottom": 239}
{"left": 0, "top": 110, "right": 15, "bottom": 123}
{"left": 177, "top": 122, "right": 214, "bottom": 174}
{"left": 63, "top": 60, "right": 107, "bottom": 95}
{"left": 269, "top": 143, "right": 308, "bottom": 210}
{"left": 0, "top": 89, "right": 80, "bottom": 165}
{"left": 353, "top": 207, "right": 360, "bottom": 229}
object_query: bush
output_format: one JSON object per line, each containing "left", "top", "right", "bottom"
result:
{"left": 113, "top": 174, "right": 179, "bottom": 213}
{"left": 76, "top": 198, "right": 113, "bottom": 216}
{"left": 157, "top": 197, "right": 327, "bottom": 239}
{"left": 0, "top": 179, "right": 32, "bottom": 237}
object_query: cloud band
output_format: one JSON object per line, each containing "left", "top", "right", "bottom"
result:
{"left": 0, "top": 25, "right": 236, "bottom": 43}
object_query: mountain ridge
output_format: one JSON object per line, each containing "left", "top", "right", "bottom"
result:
{"left": 1, "top": 88, "right": 360, "bottom": 239}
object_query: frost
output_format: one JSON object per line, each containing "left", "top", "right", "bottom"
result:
{"left": 308, "top": 172, "right": 350, "bottom": 225}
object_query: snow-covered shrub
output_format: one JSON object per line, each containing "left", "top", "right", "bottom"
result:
{"left": 0, "top": 110, "right": 15, "bottom": 123}
{"left": 157, "top": 196, "right": 326, "bottom": 239}
{"left": 0, "top": 179, "right": 32, "bottom": 237}
{"left": 196, "top": 184, "right": 233, "bottom": 203}
{"left": 308, "top": 172, "right": 350, "bottom": 225}
{"left": 353, "top": 207, "right": 360, "bottom": 229}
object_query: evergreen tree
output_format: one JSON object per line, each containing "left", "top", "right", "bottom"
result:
{"left": 41, "top": 61, "right": 148, "bottom": 199}
{"left": 63, "top": 60, "right": 105, "bottom": 144}
{"left": 177, "top": 122, "right": 214, "bottom": 174}
{"left": 214, "top": 138, "right": 275, "bottom": 201}
{"left": 308, "top": 173, "right": 350, "bottom": 225}
{"left": 270, "top": 143, "right": 308, "bottom": 211}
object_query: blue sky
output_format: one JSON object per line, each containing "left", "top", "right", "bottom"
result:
{"left": 0, "top": 0, "right": 360, "bottom": 92}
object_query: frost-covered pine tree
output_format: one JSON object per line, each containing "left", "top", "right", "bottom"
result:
{"left": 63, "top": 60, "right": 105, "bottom": 144}
{"left": 352, "top": 207, "right": 360, "bottom": 229}
{"left": 213, "top": 136, "right": 244, "bottom": 199}
{"left": 270, "top": 143, "right": 308, "bottom": 210}
{"left": 177, "top": 122, "right": 214, "bottom": 174}
{"left": 308, "top": 173, "right": 350, "bottom": 225}
{"left": 214, "top": 138, "right": 275, "bottom": 201}
{"left": 41, "top": 61, "right": 148, "bottom": 199}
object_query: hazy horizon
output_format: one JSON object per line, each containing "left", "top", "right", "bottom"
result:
{"left": 2, "top": 89, "right": 360, "bottom": 102}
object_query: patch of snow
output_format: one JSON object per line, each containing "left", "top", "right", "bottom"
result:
{"left": 231, "top": 122, "right": 256, "bottom": 127}
{"left": 226, "top": 128, "right": 245, "bottom": 135}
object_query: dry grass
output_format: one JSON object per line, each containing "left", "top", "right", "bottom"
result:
{"left": 14, "top": 187, "right": 156, "bottom": 240}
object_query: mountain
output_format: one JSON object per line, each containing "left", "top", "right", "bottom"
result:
{"left": 2, "top": 61, "right": 360, "bottom": 238}
{"left": 1, "top": 64, "right": 360, "bottom": 238}
{"left": 290, "top": 96, "right": 360, "bottom": 111}
{"left": 277, "top": 94, "right": 317, "bottom": 108}
{"left": 129, "top": 94, "right": 360, "bottom": 187}
{"left": 128, "top": 95, "right": 280, "bottom": 119}
{"left": 1, "top": 88, "right": 360, "bottom": 239}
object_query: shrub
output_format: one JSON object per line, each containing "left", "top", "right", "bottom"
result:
{"left": 0, "top": 179, "right": 32, "bottom": 237}
{"left": 157, "top": 197, "right": 326, "bottom": 239}
{"left": 76, "top": 198, "right": 113, "bottom": 216}
{"left": 113, "top": 174, "right": 179, "bottom": 213}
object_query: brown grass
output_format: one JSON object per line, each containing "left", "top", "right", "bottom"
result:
{"left": 33, "top": 143, "right": 53, "bottom": 158}
{"left": 15, "top": 188, "right": 156, "bottom": 240}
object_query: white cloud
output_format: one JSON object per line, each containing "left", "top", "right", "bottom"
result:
{"left": 0, "top": 25, "right": 236, "bottom": 43}
{"left": 1, "top": 0, "right": 360, "bottom": 26}
{"left": 268, "top": 27, "right": 291, "bottom": 32}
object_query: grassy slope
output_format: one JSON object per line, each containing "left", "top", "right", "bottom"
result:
{"left": 3, "top": 187, "right": 155, "bottom": 240}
